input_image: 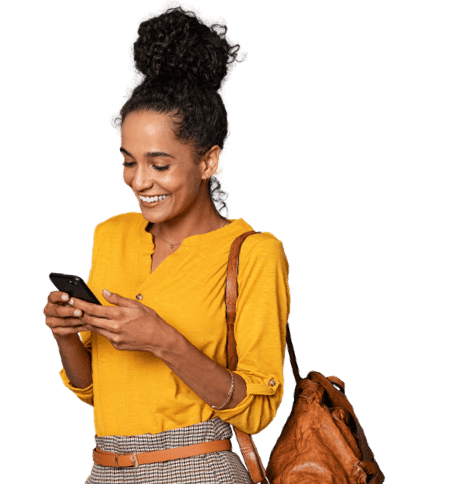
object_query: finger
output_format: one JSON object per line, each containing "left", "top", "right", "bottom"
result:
{"left": 83, "top": 322, "right": 116, "bottom": 341}
{"left": 101, "top": 290, "right": 137, "bottom": 308}
{"left": 68, "top": 297, "right": 111, "bottom": 318}
{"left": 45, "top": 293, "right": 70, "bottom": 317}
{"left": 52, "top": 325, "right": 90, "bottom": 337}
{"left": 46, "top": 315, "right": 85, "bottom": 328}
{"left": 48, "top": 291, "right": 71, "bottom": 304}
{"left": 44, "top": 303, "right": 83, "bottom": 319}
{"left": 44, "top": 300, "right": 65, "bottom": 317}
{"left": 80, "top": 312, "right": 119, "bottom": 332}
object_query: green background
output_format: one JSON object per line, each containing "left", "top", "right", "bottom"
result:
{"left": 1, "top": 0, "right": 459, "bottom": 484}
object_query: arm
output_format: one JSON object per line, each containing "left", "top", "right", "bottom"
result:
{"left": 58, "top": 222, "right": 101, "bottom": 404}
{"left": 55, "top": 333, "right": 92, "bottom": 389}
{"left": 156, "top": 329, "right": 247, "bottom": 410}
{"left": 58, "top": 330, "right": 94, "bottom": 405}
{"left": 46, "top": 291, "right": 94, "bottom": 402}
{"left": 211, "top": 236, "right": 290, "bottom": 434}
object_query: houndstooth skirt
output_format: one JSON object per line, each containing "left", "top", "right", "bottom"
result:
{"left": 85, "top": 417, "right": 253, "bottom": 484}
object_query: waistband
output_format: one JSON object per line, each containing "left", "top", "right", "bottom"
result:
{"left": 94, "top": 417, "right": 232, "bottom": 455}
{"left": 93, "top": 439, "right": 232, "bottom": 468}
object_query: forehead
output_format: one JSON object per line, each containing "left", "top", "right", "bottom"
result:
{"left": 120, "top": 110, "right": 199, "bottom": 163}
{"left": 121, "top": 110, "right": 176, "bottom": 147}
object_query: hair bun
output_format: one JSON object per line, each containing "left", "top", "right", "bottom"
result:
{"left": 133, "top": 7, "right": 239, "bottom": 91}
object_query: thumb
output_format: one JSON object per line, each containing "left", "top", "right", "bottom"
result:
{"left": 102, "top": 289, "right": 139, "bottom": 306}
{"left": 102, "top": 289, "right": 133, "bottom": 306}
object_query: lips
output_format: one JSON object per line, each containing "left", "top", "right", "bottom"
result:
{"left": 139, "top": 194, "right": 168, "bottom": 198}
{"left": 139, "top": 194, "right": 170, "bottom": 206}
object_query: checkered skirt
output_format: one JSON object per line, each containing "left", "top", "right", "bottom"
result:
{"left": 85, "top": 417, "right": 253, "bottom": 483}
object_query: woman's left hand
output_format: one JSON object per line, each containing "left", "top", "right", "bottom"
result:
{"left": 69, "top": 289, "right": 173, "bottom": 356}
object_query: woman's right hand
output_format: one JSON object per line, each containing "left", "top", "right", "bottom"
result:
{"left": 44, "top": 291, "right": 87, "bottom": 338}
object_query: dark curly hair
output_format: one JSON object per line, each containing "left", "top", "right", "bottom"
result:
{"left": 114, "top": 7, "right": 241, "bottom": 216}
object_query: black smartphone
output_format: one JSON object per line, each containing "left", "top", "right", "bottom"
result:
{"left": 49, "top": 272, "right": 101, "bottom": 305}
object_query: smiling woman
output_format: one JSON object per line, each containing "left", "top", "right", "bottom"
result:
{"left": 43, "top": 6, "right": 290, "bottom": 484}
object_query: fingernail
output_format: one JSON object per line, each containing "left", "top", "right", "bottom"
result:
{"left": 69, "top": 298, "right": 74, "bottom": 305}
{"left": 74, "top": 310, "right": 81, "bottom": 317}
{"left": 61, "top": 294, "right": 69, "bottom": 301}
{"left": 103, "top": 289, "right": 111, "bottom": 296}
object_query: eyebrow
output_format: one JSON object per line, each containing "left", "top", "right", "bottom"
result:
{"left": 120, "top": 147, "right": 174, "bottom": 159}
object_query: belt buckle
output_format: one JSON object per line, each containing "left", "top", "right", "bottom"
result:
{"left": 115, "top": 453, "right": 139, "bottom": 468}
{"left": 131, "top": 453, "right": 139, "bottom": 468}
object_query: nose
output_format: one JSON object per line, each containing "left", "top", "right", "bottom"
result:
{"left": 131, "top": 164, "right": 154, "bottom": 192}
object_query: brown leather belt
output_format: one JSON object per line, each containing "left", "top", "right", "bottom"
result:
{"left": 93, "top": 438, "right": 232, "bottom": 468}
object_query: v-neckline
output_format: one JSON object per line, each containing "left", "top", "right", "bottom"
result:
{"left": 149, "top": 241, "right": 182, "bottom": 275}
{"left": 136, "top": 215, "right": 254, "bottom": 286}
{"left": 145, "top": 222, "right": 183, "bottom": 276}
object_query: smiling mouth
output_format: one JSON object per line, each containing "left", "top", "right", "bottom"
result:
{"left": 139, "top": 194, "right": 170, "bottom": 205}
{"left": 139, "top": 195, "right": 169, "bottom": 203}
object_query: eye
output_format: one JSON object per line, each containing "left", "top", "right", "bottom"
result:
{"left": 122, "top": 161, "right": 170, "bottom": 171}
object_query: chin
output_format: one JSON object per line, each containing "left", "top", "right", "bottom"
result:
{"left": 141, "top": 209, "right": 167, "bottom": 222}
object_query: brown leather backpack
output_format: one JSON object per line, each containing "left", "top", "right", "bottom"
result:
{"left": 225, "top": 231, "right": 385, "bottom": 484}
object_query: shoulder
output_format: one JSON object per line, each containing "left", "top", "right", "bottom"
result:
{"left": 238, "top": 230, "right": 288, "bottom": 267}
{"left": 93, "top": 212, "right": 144, "bottom": 238}
{"left": 233, "top": 230, "right": 290, "bottom": 292}
{"left": 238, "top": 230, "right": 286, "bottom": 255}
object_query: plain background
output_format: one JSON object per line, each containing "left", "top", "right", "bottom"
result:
{"left": 2, "top": 0, "right": 459, "bottom": 482}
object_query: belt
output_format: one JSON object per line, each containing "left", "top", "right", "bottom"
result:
{"left": 93, "top": 438, "right": 232, "bottom": 468}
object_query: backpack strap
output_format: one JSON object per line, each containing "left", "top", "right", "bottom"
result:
{"left": 225, "top": 231, "right": 300, "bottom": 381}
{"left": 224, "top": 231, "right": 268, "bottom": 483}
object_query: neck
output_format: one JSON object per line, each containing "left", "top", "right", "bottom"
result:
{"left": 148, "top": 193, "right": 227, "bottom": 245}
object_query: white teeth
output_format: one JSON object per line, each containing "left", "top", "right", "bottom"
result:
{"left": 140, "top": 194, "right": 169, "bottom": 203}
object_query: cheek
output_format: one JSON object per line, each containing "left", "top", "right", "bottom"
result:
{"left": 160, "top": 172, "right": 174, "bottom": 186}
{"left": 171, "top": 170, "right": 200, "bottom": 193}
{"left": 184, "top": 175, "right": 203, "bottom": 199}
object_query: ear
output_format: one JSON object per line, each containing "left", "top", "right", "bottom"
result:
{"left": 200, "top": 145, "right": 221, "bottom": 180}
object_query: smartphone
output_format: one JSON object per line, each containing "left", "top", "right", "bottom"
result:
{"left": 49, "top": 272, "right": 101, "bottom": 305}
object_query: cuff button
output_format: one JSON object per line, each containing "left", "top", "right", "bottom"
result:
{"left": 136, "top": 294, "right": 143, "bottom": 300}
{"left": 269, "top": 379, "right": 276, "bottom": 387}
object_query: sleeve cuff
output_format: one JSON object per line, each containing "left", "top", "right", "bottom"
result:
{"left": 213, "top": 370, "right": 280, "bottom": 415}
{"left": 59, "top": 368, "right": 94, "bottom": 406}
{"left": 209, "top": 370, "right": 284, "bottom": 435}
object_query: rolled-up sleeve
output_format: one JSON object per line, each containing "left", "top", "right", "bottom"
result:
{"left": 211, "top": 236, "right": 290, "bottom": 435}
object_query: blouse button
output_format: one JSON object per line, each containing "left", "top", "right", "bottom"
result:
{"left": 136, "top": 294, "right": 143, "bottom": 301}
{"left": 269, "top": 379, "right": 276, "bottom": 387}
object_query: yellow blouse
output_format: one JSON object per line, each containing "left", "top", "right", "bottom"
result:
{"left": 60, "top": 213, "right": 290, "bottom": 437}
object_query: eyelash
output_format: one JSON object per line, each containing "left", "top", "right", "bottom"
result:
{"left": 122, "top": 161, "right": 170, "bottom": 171}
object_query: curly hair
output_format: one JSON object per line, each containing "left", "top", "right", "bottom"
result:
{"left": 114, "top": 7, "right": 240, "bottom": 216}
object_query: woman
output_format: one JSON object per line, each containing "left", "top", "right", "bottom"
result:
{"left": 44, "top": 7, "right": 290, "bottom": 484}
